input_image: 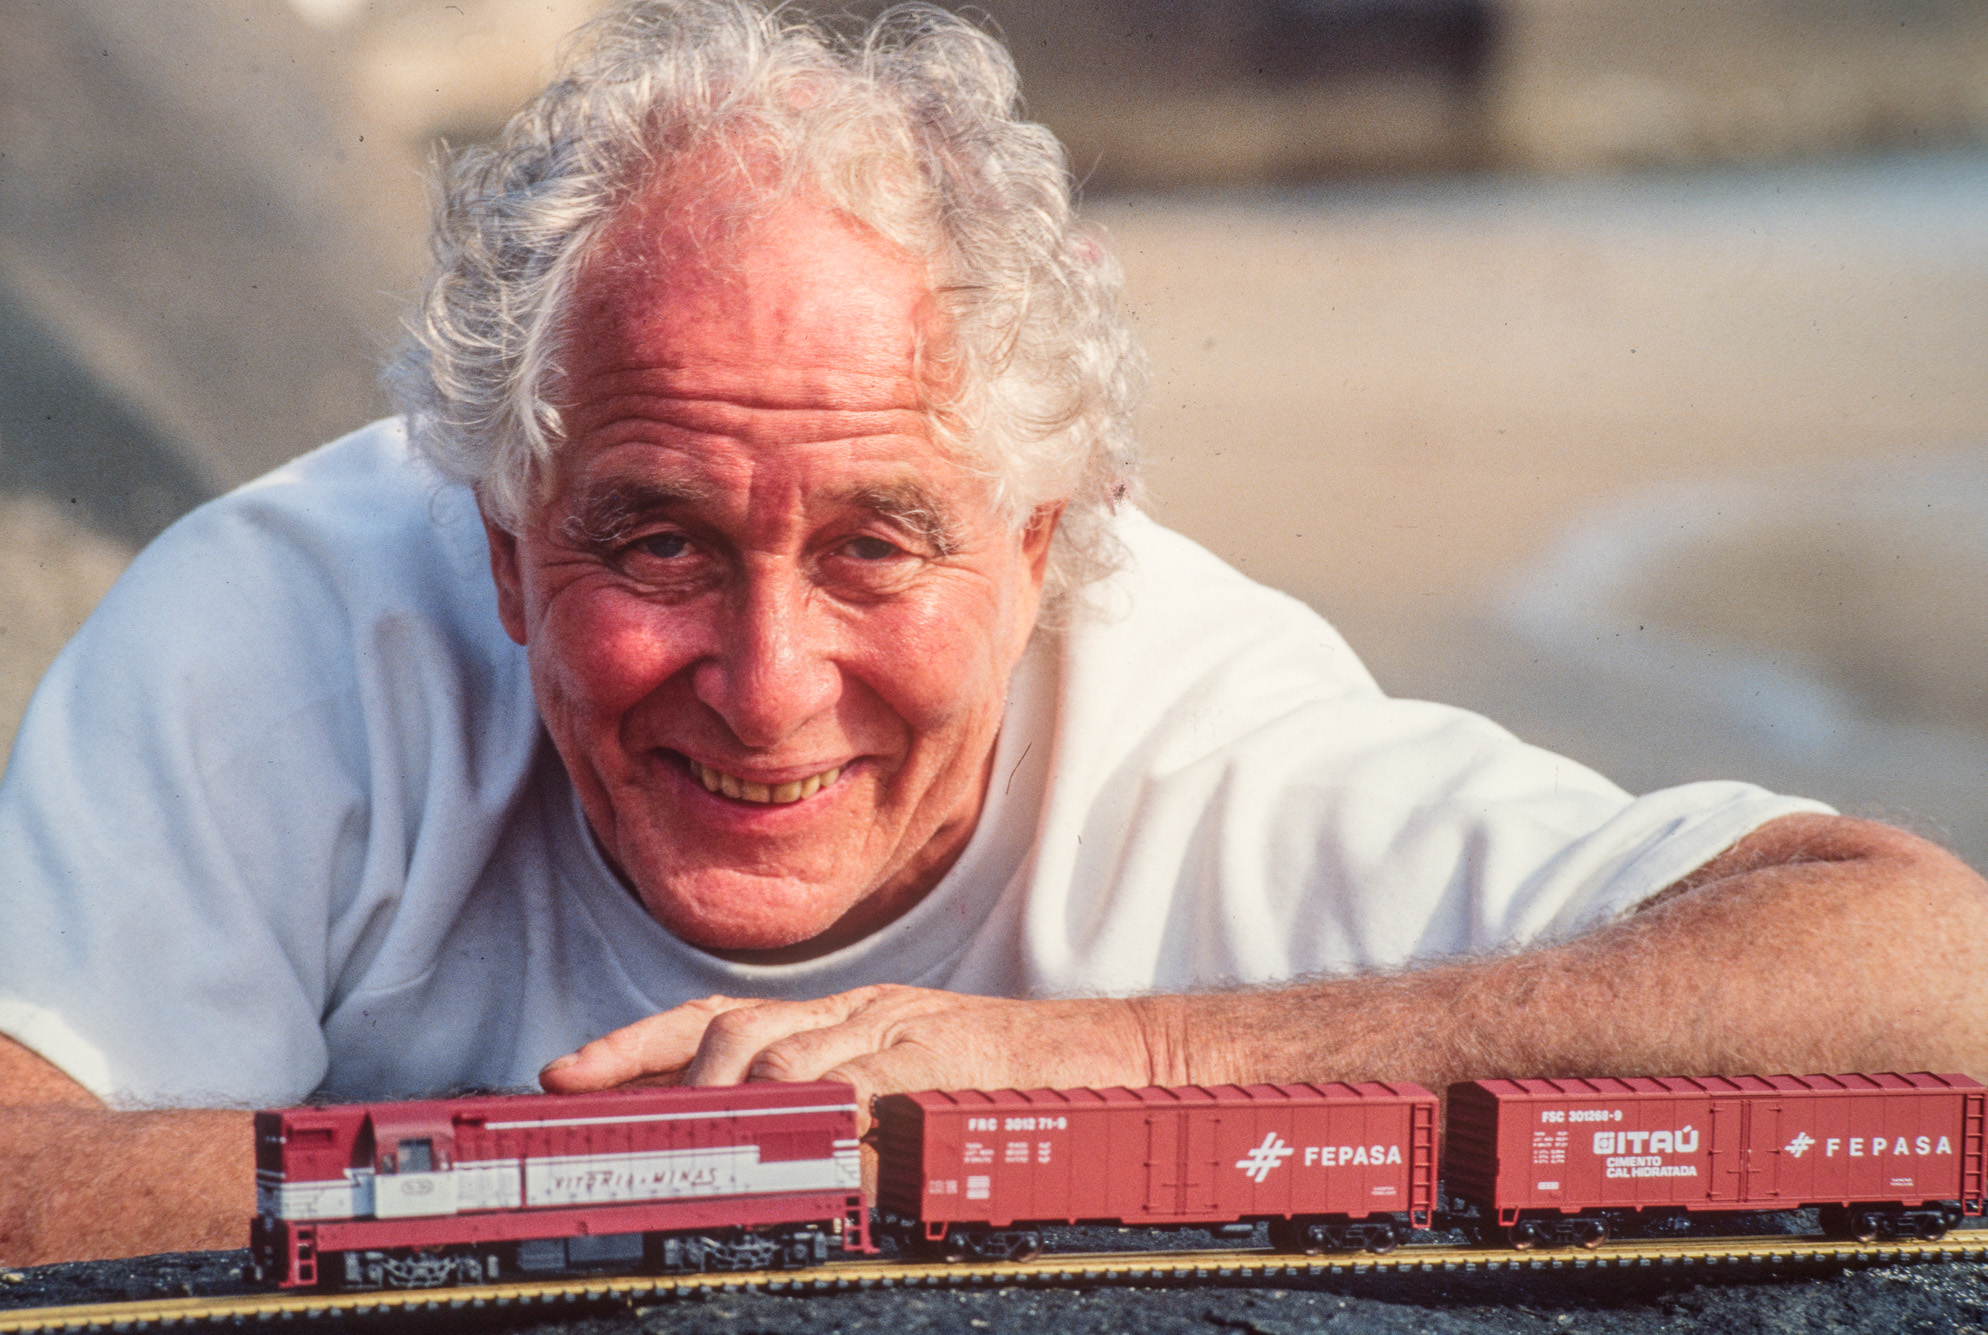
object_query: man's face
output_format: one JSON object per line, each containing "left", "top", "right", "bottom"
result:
{"left": 484, "top": 187, "right": 1055, "bottom": 958}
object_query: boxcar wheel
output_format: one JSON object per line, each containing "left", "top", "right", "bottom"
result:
{"left": 915, "top": 1229, "right": 969, "bottom": 1264}
{"left": 1365, "top": 1226, "right": 1400, "bottom": 1255}
{"left": 1822, "top": 1205, "right": 1884, "bottom": 1243}
{"left": 1268, "top": 1218, "right": 1324, "bottom": 1255}
{"left": 1507, "top": 1218, "right": 1544, "bottom": 1251}
{"left": 1574, "top": 1218, "right": 1609, "bottom": 1249}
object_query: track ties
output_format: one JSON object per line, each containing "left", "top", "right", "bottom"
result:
{"left": 5, "top": 1231, "right": 1987, "bottom": 1331}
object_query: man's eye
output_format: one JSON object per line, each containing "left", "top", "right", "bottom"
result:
{"left": 635, "top": 533, "right": 690, "bottom": 560}
{"left": 844, "top": 536, "right": 900, "bottom": 561}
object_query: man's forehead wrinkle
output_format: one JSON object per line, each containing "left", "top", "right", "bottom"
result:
{"left": 570, "top": 205, "right": 929, "bottom": 367}
{"left": 566, "top": 363, "right": 926, "bottom": 413}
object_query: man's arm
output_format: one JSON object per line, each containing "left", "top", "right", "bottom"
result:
{"left": 0, "top": 1037, "right": 251, "bottom": 1265}
{"left": 544, "top": 814, "right": 1988, "bottom": 1111}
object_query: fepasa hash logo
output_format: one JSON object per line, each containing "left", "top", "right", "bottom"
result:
{"left": 1236, "top": 1133, "right": 1295, "bottom": 1183}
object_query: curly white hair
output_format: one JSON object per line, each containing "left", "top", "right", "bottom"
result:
{"left": 386, "top": 0, "right": 1144, "bottom": 615}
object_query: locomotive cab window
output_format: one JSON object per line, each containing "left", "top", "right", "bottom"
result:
{"left": 382, "top": 1139, "right": 434, "bottom": 1174}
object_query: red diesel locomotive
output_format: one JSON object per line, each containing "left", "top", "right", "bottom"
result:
{"left": 252, "top": 1081, "right": 868, "bottom": 1288}
{"left": 250, "top": 1072, "right": 1985, "bottom": 1289}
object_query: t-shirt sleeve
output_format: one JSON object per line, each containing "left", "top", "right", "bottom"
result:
{"left": 0, "top": 499, "right": 371, "bottom": 1107}
{"left": 1021, "top": 514, "right": 1839, "bottom": 995}
{"left": 1239, "top": 696, "right": 1837, "bottom": 978}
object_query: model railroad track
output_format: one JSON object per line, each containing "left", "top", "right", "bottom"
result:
{"left": 5, "top": 1229, "right": 1987, "bottom": 1332}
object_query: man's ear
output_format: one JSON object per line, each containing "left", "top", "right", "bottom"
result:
{"left": 481, "top": 506, "right": 529, "bottom": 646}
{"left": 1022, "top": 501, "right": 1065, "bottom": 585}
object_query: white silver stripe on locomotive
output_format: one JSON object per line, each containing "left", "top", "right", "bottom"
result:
{"left": 481, "top": 1102, "right": 856, "bottom": 1130}
{"left": 260, "top": 1139, "right": 862, "bottom": 1221}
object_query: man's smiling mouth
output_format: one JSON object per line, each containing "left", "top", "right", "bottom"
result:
{"left": 689, "top": 758, "right": 844, "bottom": 805}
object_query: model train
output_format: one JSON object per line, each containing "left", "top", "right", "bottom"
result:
{"left": 251, "top": 1071, "right": 1985, "bottom": 1289}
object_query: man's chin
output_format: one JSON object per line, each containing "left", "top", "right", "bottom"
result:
{"left": 636, "top": 876, "right": 867, "bottom": 961}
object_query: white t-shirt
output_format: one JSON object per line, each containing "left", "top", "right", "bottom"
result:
{"left": 0, "top": 420, "right": 1828, "bottom": 1108}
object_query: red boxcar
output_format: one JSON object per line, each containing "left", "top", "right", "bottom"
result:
{"left": 1445, "top": 1073, "right": 1987, "bottom": 1248}
{"left": 873, "top": 1082, "right": 1437, "bottom": 1258}
{"left": 251, "top": 1082, "right": 871, "bottom": 1288}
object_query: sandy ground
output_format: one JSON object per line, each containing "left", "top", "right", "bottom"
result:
{"left": 1096, "top": 152, "right": 1988, "bottom": 867}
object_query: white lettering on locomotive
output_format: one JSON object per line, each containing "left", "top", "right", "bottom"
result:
{"left": 522, "top": 1142, "right": 855, "bottom": 1208}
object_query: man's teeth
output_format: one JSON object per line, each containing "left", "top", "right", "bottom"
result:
{"left": 691, "top": 760, "right": 842, "bottom": 804}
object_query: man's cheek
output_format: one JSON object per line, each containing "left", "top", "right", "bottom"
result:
{"left": 544, "top": 600, "right": 696, "bottom": 713}
{"left": 857, "top": 599, "right": 1008, "bottom": 717}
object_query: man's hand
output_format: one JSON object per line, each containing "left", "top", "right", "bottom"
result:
{"left": 545, "top": 814, "right": 1988, "bottom": 1113}
{"left": 536, "top": 981, "right": 1168, "bottom": 1112}
{"left": 0, "top": 1037, "right": 252, "bottom": 1266}
{"left": 539, "top": 986, "right": 1167, "bottom": 1121}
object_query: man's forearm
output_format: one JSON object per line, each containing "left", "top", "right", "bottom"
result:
{"left": 0, "top": 1107, "right": 253, "bottom": 1265}
{"left": 0, "top": 1038, "right": 253, "bottom": 1266}
{"left": 1136, "top": 815, "right": 1988, "bottom": 1095}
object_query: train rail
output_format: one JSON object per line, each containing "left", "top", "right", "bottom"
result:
{"left": 4, "top": 1229, "right": 1986, "bottom": 1332}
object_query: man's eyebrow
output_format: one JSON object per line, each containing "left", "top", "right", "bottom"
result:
{"left": 561, "top": 478, "right": 716, "bottom": 547}
{"left": 837, "top": 482, "right": 962, "bottom": 556}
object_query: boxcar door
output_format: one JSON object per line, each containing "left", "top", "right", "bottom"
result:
{"left": 1181, "top": 1113, "right": 1223, "bottom": 1218}
{"left": 1705, "top": 1100, "right": 1751, "bottom": 1205}
{"left": 1742, "top": 1099, "right": 1792, "bottom": 1207}
{"left": 1141, "top": 1113, "right": 1184, "bottom": 1218}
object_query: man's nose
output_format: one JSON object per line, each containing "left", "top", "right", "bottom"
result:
{"left": 690, "top": 562, "right": 840, "bottom": 749}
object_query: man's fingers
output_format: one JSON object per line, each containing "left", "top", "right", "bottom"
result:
{"left": 540, "top": 995, "right": 755, "bottom": 1092}
{"left": 740, "top": 1011, "right": 912, "bottom": 1086}
{"left": 818, "top": 1043, "right": 966, "bottom": 1128}
{"left": 680, "top": 994, "right": 869, "bottom": 1087}
{"left": 545, "top": 985, "right": 969, "bottom": 1100}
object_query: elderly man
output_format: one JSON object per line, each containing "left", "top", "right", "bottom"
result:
{"left": 2, "top": 0, "right": 1984, "bottom": 1265}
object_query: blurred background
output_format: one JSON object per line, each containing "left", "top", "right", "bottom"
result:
{"left": 2, "top": 0, "right": 1984, "bottom": 868}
